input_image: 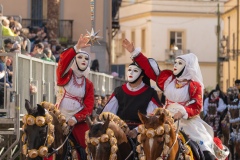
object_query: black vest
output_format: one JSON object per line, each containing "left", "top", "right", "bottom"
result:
{"left": 114, "top": 84, "right": 161, "bottom": 123}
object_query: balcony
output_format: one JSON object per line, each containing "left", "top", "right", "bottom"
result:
{"left": 165, "top": 49, "right": 190, "bottom": 64}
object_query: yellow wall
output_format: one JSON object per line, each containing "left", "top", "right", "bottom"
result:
{"left": 221, "top": 0, "right": 240, "bottom": 91}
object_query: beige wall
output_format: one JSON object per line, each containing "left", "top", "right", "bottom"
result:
{"left": 113, "top": 0, "right": 222, "bottom": 89}
{"left": 0, "top": 0, "right": 112, "bottom": 73}
{"left": 0, "top": 0, "right": 109, "bottom": 42}
{"left": 0, "top": 0, "right": 30, "bottom": 18}
{"left": 61, "top": 0, "right": 92, "bottom": 42}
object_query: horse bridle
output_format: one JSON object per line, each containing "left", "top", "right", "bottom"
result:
{"left": 85, "top": 112, "right": 132, "bottom": 160}
{"left": 85, "top": 127, "right": 118, "bottom": 160}
{"left": 22, "top": 102, "right": 72, "bottom": 159}
{"left": 22, "top": 114, "right": 55, "bottom": 158}
{"left": 136, "top": 117, "right": 192, "bottom": 160}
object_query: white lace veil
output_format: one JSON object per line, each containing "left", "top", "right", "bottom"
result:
{"left": 176, "top": 53, "right": 204, "bottom": 91}
{"left": 71, "top": 51, "right": 91, "bottom": 78}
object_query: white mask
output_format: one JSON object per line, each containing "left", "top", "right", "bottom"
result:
{"left": 213, "top": 91, "right": 220, "bottom": 98}
{"left": 173, "top": 58, "right": 186, "bottom": 76}
{"left": 75, "top": 52, "right": 89, "bottom": 71}
{"left": 127, "top": 65, "right": 142, "bottom": 83}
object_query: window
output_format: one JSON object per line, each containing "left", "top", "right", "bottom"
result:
{"left": 31, "top": 0, "right": 43, "bottom": 26}
{"left": 141, "top": 29, "right": 146, "bottom": 52}
{"left": 170, "top": 31, "right": 183, "bottom": 50}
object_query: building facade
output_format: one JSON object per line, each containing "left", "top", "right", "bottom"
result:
{"left": 112, "top": 0, "right": 225, "bottom": 91}
{"left": 0, "top": 0, "right": 112, "bottom": 73}
{"left": 221, "top": 0, "right": 240, "bottom": 91}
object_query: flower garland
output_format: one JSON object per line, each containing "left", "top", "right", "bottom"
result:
{"left": 22, "top": 112, "right": 54, "bottom": 158}
{"left": 21, "top": 101, "right": 72, "bottom": 159}
{"left": 41, "top": 101, "right": 70, "bottom": 135}
{"left": 136, "top": 108, "right": 192, "bottom": 160}
{"left": 85, "top": 128, "right": 118, "bottom": 160}
{"left": 85, "top": 112, "right": 130, "bottom": 160}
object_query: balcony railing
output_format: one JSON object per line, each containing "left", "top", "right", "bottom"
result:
{"left": 21, "top": 19, "right": 73, "bottom": 44}
{"left": 165, "top": 49, "right": 190, "bottom": 63}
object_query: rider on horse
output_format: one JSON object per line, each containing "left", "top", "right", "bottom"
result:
{"left": 203, "top": 85, "right": 227, "bottom": 136}
{"left": 102, "top": 62, "right": 162, "bottom": 139}
{"left": 56, "top": 34, "right": 94, "bottom": 160}
{"left": 122, "top": 38, "right": 229, "bottom": 160}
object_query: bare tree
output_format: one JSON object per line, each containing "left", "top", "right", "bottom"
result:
{"left": 46, "top": 0, "right": 60, "bottom": 40}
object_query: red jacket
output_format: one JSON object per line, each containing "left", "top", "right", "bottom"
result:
{"left": 56, "top": 47, "right": 94, "bottom": 122}
{"left": 134, "top": 53, "right": 202, "bottom": 118}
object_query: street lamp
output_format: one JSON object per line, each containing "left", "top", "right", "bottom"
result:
{"left": 169, "top": 44, "right": 178, "bottom": 63}
{"left": 219, "top": 35, "right": 230, "bottom": 88}
{"left": 219, "top": 35, "right": 239, "bottom": 89}
{"left": 220, "top": 35, "right": 229, "bottom": 61}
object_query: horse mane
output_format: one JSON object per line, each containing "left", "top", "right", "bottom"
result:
{"left": 86, "top": 112, "right": 133, "bottom": 160}
{"left": 39, "top": 102, "right": 74, "bottom": 158}
{"left": 98, "top": 112, "right": 130, "bottom": 144}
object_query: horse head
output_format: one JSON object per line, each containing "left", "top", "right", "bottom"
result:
{"left": 22, "top": 100, "right": 69, "bottom": 160}
{"left": 137, "top": 108, "right": 178, "bottom": 160}
{"left": 22, "top": 100, "right": 50, "bottom": 160}
{"left": 85, "top": 112, "right": 132, "bottom": 160}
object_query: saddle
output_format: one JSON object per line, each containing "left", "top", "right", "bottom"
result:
{"left": 179, "top": 131, "right": 205, "bottom": 160}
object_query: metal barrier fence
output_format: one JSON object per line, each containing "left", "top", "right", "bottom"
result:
{"left": 0, "top": 51, "right": 126, "bottom": 159}
{"left": 1, "top": 52, "right": 126, "bottom": 116}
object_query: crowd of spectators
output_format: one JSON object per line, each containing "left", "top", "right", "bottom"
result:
{"left": 0, "top": 14, "right": 66, "bottom": 111}
{"left": 0, "top": 15, "right": 65, "bottom": 62}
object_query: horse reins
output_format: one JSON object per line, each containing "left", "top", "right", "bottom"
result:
{"left": 47, "top": 127, "right": 73, "bottom": 157}
{"left": 124, "top": 151, "right": 133, "bottom": 160}
{"left": 166, "top": 119, "right": 180, "bottom": 154}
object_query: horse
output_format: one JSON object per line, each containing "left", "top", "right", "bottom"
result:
{"left": 220, "top": 87, "right": 240, "bottom": 160}
{"left": 21, "top": 100, "right": 79, "bottom": 160}
{"left": 85, "top": 112, "right": 135, "bottom": 160}
{"left": 137, "top": 108, "right": 207, "bottom": 160}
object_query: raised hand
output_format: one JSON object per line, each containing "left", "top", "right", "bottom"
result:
{"left": 122, "top": 39, "right": 135, "bottom": 53}
{"left": 76, "top": 34, "right": 91, "bottom": 50}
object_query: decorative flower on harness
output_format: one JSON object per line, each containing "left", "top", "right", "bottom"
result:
{"left": 22, "top": 101, "right": 70, "bottom": 159}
